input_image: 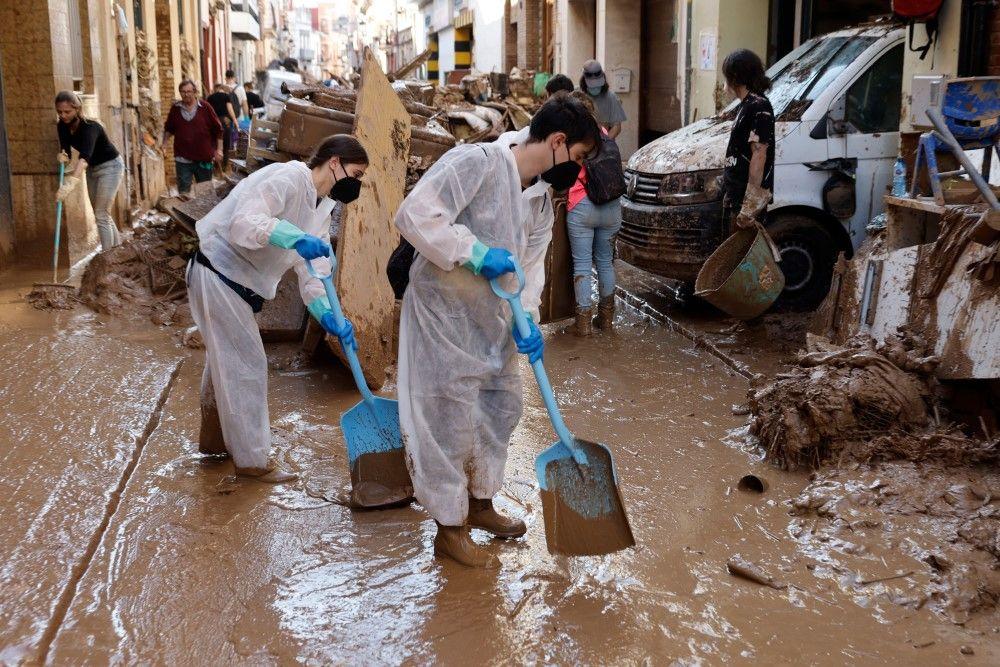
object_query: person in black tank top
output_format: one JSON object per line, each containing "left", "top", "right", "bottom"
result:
{"left": 720, "top": 49, "right": 775, "bottom": 234}
{"left": 55, "top": 90, "right": 125, "bottom": 250}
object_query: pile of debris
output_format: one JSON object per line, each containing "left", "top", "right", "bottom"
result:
{"left": 280, "top": 66, "right": 541, "bottom": 156}
{"left": 78, "top": 211, "right": 196, "bottom": 329}
{"left": 749, "top": 330, "right": 998, "bottom": 470}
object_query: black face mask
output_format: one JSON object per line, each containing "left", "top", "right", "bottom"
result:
{"left": 330, "top": 163, "right": 362, "bottom": 203}
{"left": 540, "top": 144, "right": 581, "bottom": 192}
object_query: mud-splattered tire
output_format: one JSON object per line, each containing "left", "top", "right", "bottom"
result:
{"left": 766, "top": 214, "right": 837, "bottom": 312}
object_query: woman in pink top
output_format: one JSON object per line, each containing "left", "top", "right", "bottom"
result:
{"left": 566, "top": 91, "right": 621, "bottom": 336}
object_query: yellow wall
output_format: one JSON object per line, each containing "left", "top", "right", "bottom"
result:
{"left": 688, "top": 0, "right": 769, "bottom": 122}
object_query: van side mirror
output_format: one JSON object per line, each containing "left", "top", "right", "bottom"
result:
{"left": 827, "top": 97, "right": 850, "bottom": 135}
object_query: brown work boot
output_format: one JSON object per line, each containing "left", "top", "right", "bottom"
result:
{"left": 234, "top": 458, "right": 298, "bottom": 484}
{"left": 594, "top": 295, "right": 616, "bottom": 332}
{"left": 434, "top": 522, "right": 501, "bottom": 568}
{"left": 574, "top": 307, "right": 593, "bottom": 337}
{"left": 198, "top": 402, "right": 229, "bottom": 456}
{"left": 468, "top": 497, "right": 527, "bottom": 539}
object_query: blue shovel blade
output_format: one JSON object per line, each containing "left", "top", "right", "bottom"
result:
{"left": 536, "top": 438, "right": 635, "bottom": 556}
{"left": 341, "top": 397, "right": 413, "bottom": 508}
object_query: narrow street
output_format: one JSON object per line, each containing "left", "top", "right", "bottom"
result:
{"left": 0, "top": 269, "right": 993, "bottom": 665}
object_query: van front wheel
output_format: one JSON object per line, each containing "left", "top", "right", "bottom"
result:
{"left": 766, "top": 215, "right": 837, "bottom": 312}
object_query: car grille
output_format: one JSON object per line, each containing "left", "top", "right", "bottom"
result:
{"left": 618, "top": 216, "right": 705, "bottom": 255}
{"left": 625, "top": 170, "right": 661, "bottom": 205}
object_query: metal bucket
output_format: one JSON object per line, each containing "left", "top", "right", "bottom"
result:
{"left": 694, "top": 227, "right": 785, "bottom": 319}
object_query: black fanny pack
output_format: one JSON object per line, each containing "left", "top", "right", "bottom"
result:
{"left": 193, "top": 250, "right": 265, "bottom": 313}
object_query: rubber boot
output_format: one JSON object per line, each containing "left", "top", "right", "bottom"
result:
{"left": 433, "top": 522, "right": 501, "bottom": 568}
{"left": 594, "top": 295, "right": 616, "bottom": 333}
{"left": 198, "top": 402, "right": 229, "bottom": 456}
{"left": 234, "top": 457, "right": 298, "bottom": 484}
{"left": 574, "top": 307, "right": 593, "bottom": 337}
{"left": 468, "top": 497, "right": 527, "bottom": 538}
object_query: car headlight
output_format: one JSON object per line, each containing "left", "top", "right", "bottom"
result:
{"left": 657, "top": 169, "right": 724, "bottom": 205}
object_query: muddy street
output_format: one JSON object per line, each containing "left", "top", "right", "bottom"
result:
{"left": 0, "top": 269, "right": 994, "bottom": 666}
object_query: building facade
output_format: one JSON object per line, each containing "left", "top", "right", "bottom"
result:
{"left": 0, "top": 0, "right": 210, "bottom": 270}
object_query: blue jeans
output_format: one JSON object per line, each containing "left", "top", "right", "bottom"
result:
{"left": 175, "top": 160, "right": 213, "bottom": 194}
{"left": 86, "top": 156, "right": 124, "bottom": 250}
{"left": 567, "top": 195, "right": 622, "bottom": 308}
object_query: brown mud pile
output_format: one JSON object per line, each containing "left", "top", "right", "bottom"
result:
{"left": 745, "top": 330, "right": 996, "bottom": 470}
{"left": 79, "top": 217, "right": 195, "bottom": 325}
{"left": 790, "top": 461, "right": 1000, "bottom": 625}
{"left": 26, "top": 284, "right": 79, "bottom": 310}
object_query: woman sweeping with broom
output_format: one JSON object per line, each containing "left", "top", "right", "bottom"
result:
{"left": 187, "top": 135, "right": 367, "bottom": 483}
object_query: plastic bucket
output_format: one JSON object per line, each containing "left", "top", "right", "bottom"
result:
{"left": 694, "top": 227, "right": 785, "bottom": 319}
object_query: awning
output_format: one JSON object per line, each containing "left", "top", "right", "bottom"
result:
{"left": 454, "top": 8, "right": 473, "bottom": 29}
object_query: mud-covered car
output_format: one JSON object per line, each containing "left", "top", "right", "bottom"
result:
{"left": 619, "top": 22, "right": 905, "bottom": 309}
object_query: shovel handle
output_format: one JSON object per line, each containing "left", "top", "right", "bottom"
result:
{"left": 490, "top": 260, "right": 587, "bottom": 467}
{"left": 305, "top": 257, "right": 375, "bottom": 403}
{"left": 53, "top": 162, "right": 65, "bottom": 284}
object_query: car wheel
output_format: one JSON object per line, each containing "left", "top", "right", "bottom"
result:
{"left": 766, "top": 215, "right": 838, "bottom": 312}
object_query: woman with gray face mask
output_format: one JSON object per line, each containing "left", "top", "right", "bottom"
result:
{"left": 579, "top": 60, "right": 626, "bottom": 139}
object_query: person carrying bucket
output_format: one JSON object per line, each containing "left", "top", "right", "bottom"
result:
{"left": 394, "top": 94, "right": 601, "bottom": 568}
{"left": 187, "top": 135, "right": 366, "bottom": 483}
{"left": 720, "top": 49, "right": 775, "bottom": 234}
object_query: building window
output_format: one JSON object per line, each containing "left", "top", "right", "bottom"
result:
{"left": 178, "top": 0, "right": 184, "bottom": 33}
{"left": 68, "top": 0, "right": 84, "bottom": 84}
{"left": 132, "top": 0, "right": 144, "bottom": 31}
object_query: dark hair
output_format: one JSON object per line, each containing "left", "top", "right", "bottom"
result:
{"left": 243, "top": 81, "right": 253, "bottom": 88}
{"left": 306, "top": 134, "right": 369, "bottom": 169}
{"left": 528, "top": 92, "right": 601, "bottom": 150}
{"left": 178, "top": 79, "right": 197, "bottom": 93}
{"left": 225, "top": 69, "right": 235, "bottom": 79}
{"left": 570, "top": 90, "right": 596, "bottom": 116}
{"left": 545, "top": 74, "right": 574, "bottom": 96}
{"left": 578, "top": 76, "right": 608, "bottom": 95}
{"left": 722, "top": 49, "right": 771, "bottom": 95}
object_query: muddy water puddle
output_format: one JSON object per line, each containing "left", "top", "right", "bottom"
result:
{"left": 1, "top": 265, "right": 996, "bottom": 663}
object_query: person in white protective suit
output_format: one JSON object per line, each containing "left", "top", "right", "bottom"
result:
{"left": 187, "top": 135, "right": 368, "bottom": 483}
{"left": 396, "top": 94, "right": 601, "bottom": 567}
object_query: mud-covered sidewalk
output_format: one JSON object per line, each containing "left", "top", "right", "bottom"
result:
{"left": 1, "top": 267, "right": 997, "bottom": 665}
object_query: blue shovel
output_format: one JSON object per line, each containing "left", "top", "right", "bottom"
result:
{"left": 490, "top": 260, "right": 635, "bottom": 556}
{"left": 52, "top": 162, "right": 66, "bottom": 283}
{"left": 307, "top": 259, "right": 413, "bottom": 509}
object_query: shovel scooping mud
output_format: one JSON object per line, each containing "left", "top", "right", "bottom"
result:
{"left": 307, "top": 260, "right": 413, "bottom": 509}
{"left": 490, "top": 261, "right": 634, "bottom": 556}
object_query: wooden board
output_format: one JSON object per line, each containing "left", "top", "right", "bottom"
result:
{"left": 333, "top": 47, "right": 410, "bottom": 390}
{"left": 539, "top": 194, "right": 576, "bottom": 324}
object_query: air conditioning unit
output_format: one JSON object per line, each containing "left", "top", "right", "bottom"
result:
{"left": 909, "top": 74, "right": 946, "bottom": 129}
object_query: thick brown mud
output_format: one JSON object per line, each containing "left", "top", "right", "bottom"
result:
{"left": 2, "top": 265, "right": 998, "bottom": 664}
{"left": 350, "top": 448, "right": 414, "bottom": 508}
{"left": 538, "top": 439, "right": 635, "bottom": 557}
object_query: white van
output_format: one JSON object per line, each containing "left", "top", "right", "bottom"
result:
{"left": 619, "top": 22, "right": 905, "bottom": 309}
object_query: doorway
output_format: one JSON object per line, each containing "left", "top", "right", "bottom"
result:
{"left": 639, "top": 0, "right": 681, "bottom": 147}
{"left": 0, "top": 52, "right": 14, "bottom": 271}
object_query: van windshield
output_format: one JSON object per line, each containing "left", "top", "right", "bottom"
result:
{"left": 724, "top": 35, "right": 878, "bottom": 119}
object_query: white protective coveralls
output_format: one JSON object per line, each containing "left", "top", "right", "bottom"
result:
{"left": 396, "top": 130, "right": 553, "bottom": 526}
{"left": 187, "top": 161, "right": 334, "bottom": 469}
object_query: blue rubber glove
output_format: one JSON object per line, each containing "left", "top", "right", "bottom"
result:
{"left": 268, "top": 219, "right": 331, "bottom": 260}
{"left": 464, "top": 241, "right": 515, "bottom": 279}
{"left": 320, "top": 312, "right": 357, "bottom": 352}
{"left": 513, "top": 318, "right": 543, "bottom": 364}
{"left": 293, "top": 235, "right": 331, "bottom": 260}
